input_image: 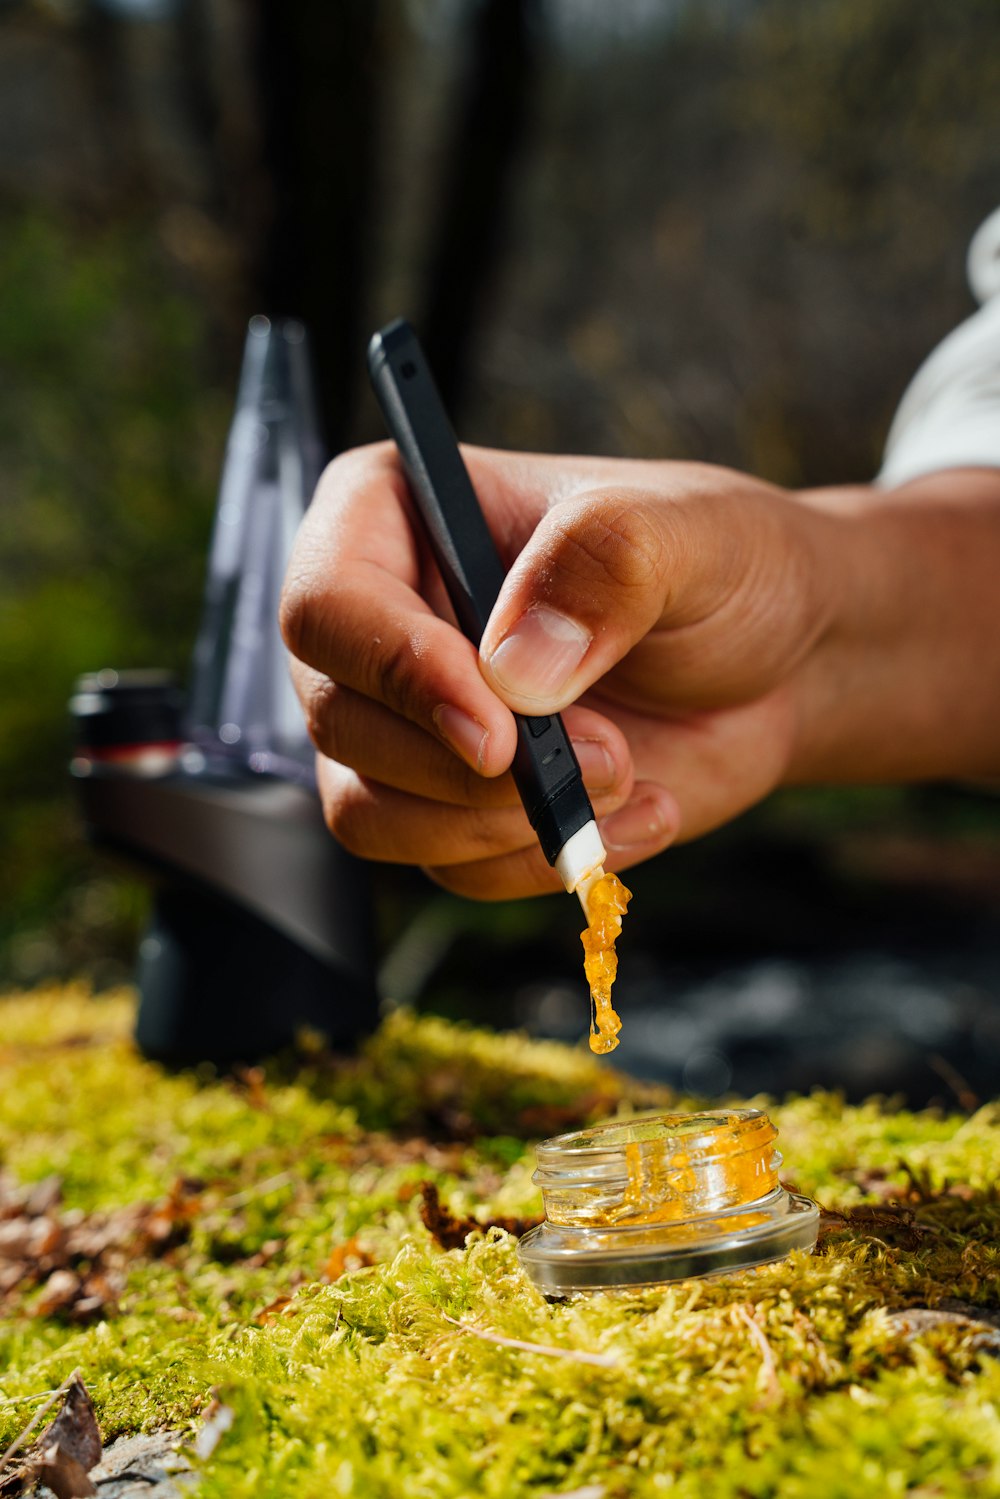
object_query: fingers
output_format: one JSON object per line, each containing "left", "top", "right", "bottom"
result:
{"left": 280, "top": 444, "right": 519, "bottom": 778}
{"left": 424, "top": 780, "right": 680, "bottom": 900}
{"left": 295, "top": 670, "right": 519, "bottom": 809}
{"left": 591, "top": 682, "right": 798, "bottom": 844}
{"left": 478, "top": 487, "right": 674, "bottom": 714}
{"left": 383, "top": 695, "right": 790, "bottom": 900}
{"left": 477, "top": 463, "right": 829, "bottom": 715}
{"left": 316, "top": 756, "right": 645, "bottom": 872}
{"left": 282, "top": 443, "right": 692, "bottom": 778}
{"left": 317, "top": 757, "right": 542, "bottom": 866}
{"left": 296, "top": 667, "right": 631, "bottom": 809}
{"left": 317, "top": 744, "right": 676, "bottom": 899}
{"left": 313, "top": 685, "right": 796, "bottom": 901}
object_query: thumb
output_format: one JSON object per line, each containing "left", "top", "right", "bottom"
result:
{"left": 478, "top": 489, "right": 674, "bottom": 713}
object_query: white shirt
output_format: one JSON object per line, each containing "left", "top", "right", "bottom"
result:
{"left": 879, "top": 207, "right": 1000, "bottom": 487}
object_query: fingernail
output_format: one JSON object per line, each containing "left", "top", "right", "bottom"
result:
{"left": 600, "top": 795, "right": 670, "bottom": 851}
{"left": 486, "top": 607, "right": 591, "bottom": 703}
{"left": 572, "top": 737, "right": 616, "bottom": 789}
{"left": 433, "top": 704, "right": 488, "bottom": 771}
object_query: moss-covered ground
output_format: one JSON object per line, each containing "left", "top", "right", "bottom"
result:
{"left": 2, "top": 985, "right": 1000, "bottom": 1496}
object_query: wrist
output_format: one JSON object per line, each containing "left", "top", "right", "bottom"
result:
{"left": 784, "top": 469, "right": 1000, "bottom": 786}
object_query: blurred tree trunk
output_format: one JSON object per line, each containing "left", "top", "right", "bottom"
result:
{"left": 77, "top": 0, "right": 148, "bottom": 207}
{"left": 250, "top": 0, "right": 382, "bottom": 453}
{"left": 420, "top": 0, "right": 540, "bottom": 422}
{"left": 172, "top": 0, "right": 222, "bottom": 211}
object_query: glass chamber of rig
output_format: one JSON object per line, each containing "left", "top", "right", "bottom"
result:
{"left": 517, "top": 1110, "right": 819, "bottom": 1293}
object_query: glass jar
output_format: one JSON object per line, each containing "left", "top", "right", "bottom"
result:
{"left": 517, "top": 1110, "right": 819, "bottom": 1293}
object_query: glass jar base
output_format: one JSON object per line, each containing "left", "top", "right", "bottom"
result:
{"left": 518, "top": 1186, "right": 819, "bottom": 1292}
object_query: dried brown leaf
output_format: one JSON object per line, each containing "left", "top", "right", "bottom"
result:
{"left": 254, "top": 1294, "right": 294, "bottom": 1325}
{"left": 0, "top": 1262, "right": 30, "bottom": 1295}
{"left": 71, "top": 1271, "right": 120, "bottom": 1322}
{"left": 817, "top": 1203, "right": 937, "bottom": 1252}
{"left": 31, "top": 1446, "right": 95, "bottom": 1499}
{"left": 323, "top": 1237, "right": 374, "bottom": 1281}
{"left": 34, "top": 1269, "right": 82, "bottom": 1318}
{"left": 62, "top": 1203, "right": 143, "bottom": 1260}
{"left": 33, "top": 1268, "right": 119, "bottom": 1323}
{"left": 22, "top": 1178, "right": 62, "bottom": 1219}
{"left": 418, "top": 1182, "right": 542, "bottom": 1252}
{"left": 138, "top": 1178, "right": 202, "bottom": 1253}
{"left": 0, "top": 1174, "right": 62, "bottom": 1222}
{"left": 25, "top": 1376, "right": 101, "bottom": 1498}
{"left": 0, "top": 1217, "right": 63, "bottom": 1262}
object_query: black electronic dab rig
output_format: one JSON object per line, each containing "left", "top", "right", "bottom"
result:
{"left": 69, "top": 317, "right": 376, "bottom": 1066}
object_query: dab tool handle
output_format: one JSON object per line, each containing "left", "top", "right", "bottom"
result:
{"left": 367, "top": 318, "right": 601, "bottom": 876}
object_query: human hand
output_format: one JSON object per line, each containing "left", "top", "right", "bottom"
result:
{"left": 280, "top": 442, "right": 847, "bottom": 898}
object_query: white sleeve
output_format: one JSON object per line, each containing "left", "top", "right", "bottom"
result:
{"left": 878, "top": 207, "right": 1000, "bottom": 488}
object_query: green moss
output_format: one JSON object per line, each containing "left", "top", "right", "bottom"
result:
{"left": 314, "top": 1004, "right": 670, "bottom": 1136}
{"left": 2, "top": 985, "right": 1000, "bottom": 1495}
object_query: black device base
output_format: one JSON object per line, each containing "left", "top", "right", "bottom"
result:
{"left": 135, "top": 879, "right": 374, "bottom": 1069}
{"left": 72, "top": 671, "right": 379, "bottom": 1069}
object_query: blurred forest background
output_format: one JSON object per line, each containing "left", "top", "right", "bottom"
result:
{"left": 3, "top": 0, "right": 1000, "bottom": 1099}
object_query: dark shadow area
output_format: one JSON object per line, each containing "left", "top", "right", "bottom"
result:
{"left": 390, "top": 786, "right": 1000, "bottom": 1106}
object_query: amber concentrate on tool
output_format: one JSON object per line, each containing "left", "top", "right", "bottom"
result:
{"left": 582, "top": 872, "right": 632, "bottom": 1053}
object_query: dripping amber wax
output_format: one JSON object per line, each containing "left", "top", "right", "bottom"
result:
{"left": 581, "top": 872, "right": 632, "bottom": 1054}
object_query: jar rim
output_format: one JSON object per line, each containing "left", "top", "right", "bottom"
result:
{"left": 534, "top": 1108, "right": 771, "bottom": 1169}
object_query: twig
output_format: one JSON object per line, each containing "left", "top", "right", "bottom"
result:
{"left": 734, "top": 1304, "right": 780, "bottom": 1402}
{"left": 0, "top": 1390, "right": 63, "bottom": 1409}
{"left": 0, "top": 1366, "right": 82, "bottom": 1474}
{"left": 441, "top": 1314, "right": 617, "bottom": 1369}
{"left": 222, "top": 1171, "right": 296, "bottom": 1209}
{"left": 927, "top": 1054, "right": 980, "bottom": 1113}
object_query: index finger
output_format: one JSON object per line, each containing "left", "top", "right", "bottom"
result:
{"left": 280, "top": 443, "right": 520, "bottom": 776}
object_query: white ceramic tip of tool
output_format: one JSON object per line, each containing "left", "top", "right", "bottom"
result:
{"left": 575, "top": 863, "right": 607, "bottom": 920}
{"left": 554, "top": 819, "right": 607, "bottom": 917}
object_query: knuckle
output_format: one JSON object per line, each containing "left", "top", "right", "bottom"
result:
{"left": 375, "top": 630, "right": 425, "bottom": 722}
{"left": 278, "top": 571, "right": 311, "bottom": 660}
{"left": 281, "top": 445, "right": 395, "bottom": 660}
{"left": 313, "top": 445, "right": 382, "bottom": 501}
{"left": 331, "top": 818, "right": 368, "bottom": 860}
{"left": 555, "top": 496, "right": 667, "bottom": 593}
{"left": 462, "top": 803, "right": 508, "bottom": 857}
{"left": 319, "top": 776, "right": 369, "bottom": 858}
{"left": 302, "top": 678, "right": 342, "bottom": 758}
